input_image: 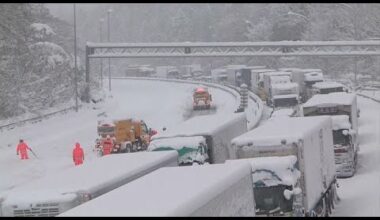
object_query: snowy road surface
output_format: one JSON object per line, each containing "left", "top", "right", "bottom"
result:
{"left": 333, "top": 96, "right": 380, "bottom": 216}
{"left": 0, "top": 79, "right": 237, "bottom": 193}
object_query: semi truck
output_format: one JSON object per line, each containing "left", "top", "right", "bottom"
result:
{"left": 262, "top": 72, "right": 299, "bottom": 107}
{"left": 281, "top": 68, "right": 324, "bottom": 102}
{"left": 147, "top": 112, "right": 247, "bottom": 165}
{"left": 96, "top": 118, "right": 156, "bottom": 153}
{"left": 60, "top": 162, "right": 256, "bottom": 216}
{"left": 302, "top": 92, "right": 359, "bottom": 177}
{"left": 0, "top": 151, "right": 178, "bottom": 217}
{"left": 229, "top": 116, "right": 337, "bottom": 217}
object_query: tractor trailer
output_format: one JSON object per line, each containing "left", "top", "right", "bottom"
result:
{"left": 147, "top": 112, "right": 247, "bottom": 165}
{"left": 303, "top": 92, "right": 359, "bottom": 177}
{"left": 59, "top": 162, "right": 256, "bottom": 217}
{"left": 229, "top": 116, "right": 337, "bottom": 216}
{"left": 0, "top": 151, "right": 178, "bottom": 216}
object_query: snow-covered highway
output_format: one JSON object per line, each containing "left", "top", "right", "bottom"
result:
{"left": 0, "top": 79, "right": 238, "bottom": 193}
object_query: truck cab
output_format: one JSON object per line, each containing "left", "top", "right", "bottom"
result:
{"left": 192, "top": 87, "right": 212, "bottom": 110}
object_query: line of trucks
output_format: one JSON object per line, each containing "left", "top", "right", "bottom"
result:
{"left": 0, "top": 68, "right": 359, "bottom": 216}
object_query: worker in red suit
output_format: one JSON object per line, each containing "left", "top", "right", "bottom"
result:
{"left": 72, "top": 142, "right": 84, "bottom": 166}
{"left": 16, "top": 139, "right": 31, "bottom": 160}
{"left": 101, "top": 135, "right": 114, "bottom": 156}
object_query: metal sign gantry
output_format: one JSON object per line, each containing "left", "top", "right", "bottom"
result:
{"left": 84, "top": 40, "right": 380, "bottom": 102}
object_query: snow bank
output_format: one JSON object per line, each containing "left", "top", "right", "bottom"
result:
{"left": 59, "top": 162, "right": 255, "bottom": 216}
{"left": 303, "top": 92, "right": 356, "bottom": 107}
{"left": 226, "top": 156, "right": 301, "bottom": 187}
{"left": 30, "top": 23, "right": 56, "bottom": 37}
{"left": 331, "top": 115, "right": 351, "bottom": 130}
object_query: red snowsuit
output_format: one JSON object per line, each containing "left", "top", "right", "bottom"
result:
{"left": 73, "top": 143, "right": 84, "bottom": 166}
{"left": 101, "top": 138, "right": 114, "bottom": 156}
{"left": 17, "top": 142, "right": 31, "bottom": 160}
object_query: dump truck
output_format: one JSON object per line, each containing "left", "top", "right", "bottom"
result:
{"left": 192, "top": 87, "right": 212, "bottom": 110}
{"left": 60, "top": 162, "right": 255, "bottom": 217}
{"left": 147, "top": 112, "right": 247, "bottom": 165}
{"left": 96, "top": 118, "right": 157, "bottom": 153}
{"left": 228, "top": 116, "right": 337, "bottom": 217}
{"left": 303, "top": 92, "right": 359, "bottom": 177}
{"left": 0, "top": 151, "right": 178, "bottom": 217}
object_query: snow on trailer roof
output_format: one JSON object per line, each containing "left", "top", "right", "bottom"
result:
{"left": 312, "top": 81, "right": 345, "bottom": 89}
{"left": 59, "top": 163, "right": 252, "bottom": 216}
{"left": 153, "top": 112, "right": 246, "bottom": 140}
{"left": 263, "top": 71, "right": 292, "bottom": 76}
{"left": 331, "top": 115, "right": 351, "bottom": 130}
{"left": 272, "top": 94, "right": 299, "bottom": 99}
{"left": 231, "top": 116, "right": 331, "bottom": 148}
{"left": 149, "top": 136, "right": 206, "bottom": 150}
{"left": 1, "top": 151, "right": 178, "bottom": 205}
{"left": 226, "top": 155, "right": 300, "bottom": 187}
{"left": 303, "top": 92, "right": 356, "bottom": 107}
{"left": 250, "top": 69, "right": 276, "bottom": 73}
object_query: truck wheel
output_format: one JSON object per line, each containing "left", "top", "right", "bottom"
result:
{"left": 126, "top": 144, "right": 132, "bottom": 153}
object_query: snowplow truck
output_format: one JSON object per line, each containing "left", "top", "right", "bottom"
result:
{"left": 193, "top": 87, "right": 212, "bottom": 110}
{"left": 96, "top": 119, "right": 156, "bottom": 154}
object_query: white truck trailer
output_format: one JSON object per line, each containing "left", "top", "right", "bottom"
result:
{"left": 303, "top": 92, "right": 359, "bottom": 177}
{"left": 148, "top": 112, "right": 247, "bottom": 165}
{"left": 59, "top": 163, "right": 256, "bottom": 217}
{"left": 225, "top": 65, "right": 247, "bottom": 86}
{"left": 262, "top": 72, "right": 299, "bottom": 107}
{"left": 229, "top": 116, "right": 337, "bottom": 217}
{"left": 0, "top": 151, "right": 178, "bottom": 217}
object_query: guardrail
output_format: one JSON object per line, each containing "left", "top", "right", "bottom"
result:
{"left": 0, "top": 106, "right": 80, "bottom": 132}
{"left": 114, "top": 76, "right": 264, "bottom": 130}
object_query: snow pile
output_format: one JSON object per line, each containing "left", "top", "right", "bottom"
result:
{"left": 227, "top": 156, "right": 301, "bottom": 187}
{"left": 312, "top": 81, "right": 345, "bottom": 89}
{"left": 60, "top": 162, "right": 255, "bottom": 216}
{"left": 303, "top": 92, "right": 356, "bottom": 107}
{"left": 331, "top": 115, "right": 351, "bottom": 130}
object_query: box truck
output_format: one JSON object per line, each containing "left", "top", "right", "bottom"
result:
{"left": 60, "top": 162, "right": 256, "bottom": 216}
{"left": 229, "top": 116, "right": 337, "bottom": 216}
{"left": 0, "top": 151, "right": 178, "bottom": 216}
{"left": 147, "top": 112, "right": 247, "bottom": 165}
{"left": 303, "top": 92, "right": 359, "bottom": 177}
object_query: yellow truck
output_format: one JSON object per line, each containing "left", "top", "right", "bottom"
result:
{"left": 96, "top": 119, "right": 157, "bottom": 154}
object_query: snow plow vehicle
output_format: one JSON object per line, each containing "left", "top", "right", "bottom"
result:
{"left": 96, "top": 119, "right": 157, "bottom": 154}
{"left": 192, "top": 87, "right": 212, "bottom": 110}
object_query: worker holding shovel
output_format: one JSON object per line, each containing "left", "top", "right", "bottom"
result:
{"left": 16, "top": 139, "right": 34, "bottom": 160}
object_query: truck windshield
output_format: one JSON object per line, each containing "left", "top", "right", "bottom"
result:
{"left": 273, "top": 98, "right": 298, "bottom": 108}
{"left": 333, "top": 130, "right": 350, "bottom": 145}
{"left": 254, "top": 185, "right": 293, "bottom": 215}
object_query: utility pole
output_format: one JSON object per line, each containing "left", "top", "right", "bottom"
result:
{"left": 99, "top": 18, "right": 104, "bottom": 88}
{"left": 73, "top": 3, "right": 79, "bottom": 111}
{"left": 107, "top": 8, "right": 112, "bottom": 91}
